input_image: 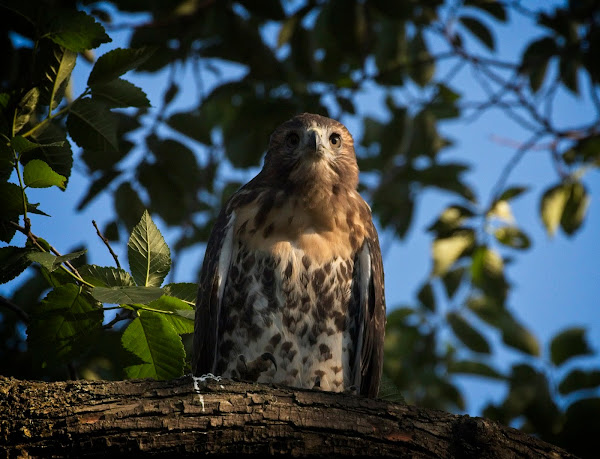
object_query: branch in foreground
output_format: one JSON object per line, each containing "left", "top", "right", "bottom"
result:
{"left": 0, "top": 375, "right": 575, "bottom": 458}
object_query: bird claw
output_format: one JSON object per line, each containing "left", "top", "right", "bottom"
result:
{"left": 312, "top": 376, "right": 323, "bottom": 391}
{"left": 236, "top": 352, "right": 277, "bottom": 382}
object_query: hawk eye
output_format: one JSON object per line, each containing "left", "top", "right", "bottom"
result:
{"left": 286, "top": 133, "right": 300, "bottom": 148}
{"left": 329, "top": 133, "right": 342, "bottom": 148}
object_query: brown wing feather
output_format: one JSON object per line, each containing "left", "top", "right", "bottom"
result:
{"left": 192, "top": 207, "right": 232, "bottom": 376}
{"left": 357, "top": 220, "right": 387, "bottom": 398}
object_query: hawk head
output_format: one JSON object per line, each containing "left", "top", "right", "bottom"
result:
{"left": 262, "top": 113, "right": 359, "bottom": 192}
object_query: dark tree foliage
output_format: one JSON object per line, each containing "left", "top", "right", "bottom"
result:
{"left": 0, "top": 1, "right": 598, "bottom": 457}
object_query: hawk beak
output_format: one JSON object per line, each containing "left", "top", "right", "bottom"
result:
{"left": 305, "top": 129, "right": 325, "bottom": 159}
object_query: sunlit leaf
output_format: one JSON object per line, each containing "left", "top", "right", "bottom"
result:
{"left": 163, "top": 282, "right": 197, "bottom": 304}
{"left": 540, "top": 183, "right": 569, "bottom": 237}
{"left": 494, "top": 226, "right": 531, "bottom": 249}
{"left": 144, "top": 295, "right": 194, "bottom": 334}
{"left": 127, "top": 210, "right": 171, "bottom": 287}
{"left": 13, "top": 87, "right": 39, "bottom": 134}
{"left": 121, "top": 310, "right": 185, "bottom": 380}
{"left": 560, "top": 182, "right": 589, "bottom": 236}
{"left": 23, "top": 159, "right": 66, "bottom": 190}
{"left": 79, "top": 265, "right": 135, "bottom": 288}
{"left": 91, "top": 286, "right": 164, "bottom": 305}
{"left": 432, "top": 229, "right": 475, "bottom": 276}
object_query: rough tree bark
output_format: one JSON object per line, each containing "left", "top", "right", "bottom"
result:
{"left": 0, "top": 375, "right": 575, "bottom": 458}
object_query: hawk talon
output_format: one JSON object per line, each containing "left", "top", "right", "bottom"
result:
{"left": 312, "top": 376, "right": 322, "bottom": 390}
{"left": 236, "top": 353, "right": 277, "bottom": 382}
{"left": 260, "top": 352, "right": 277, "bottom": 371}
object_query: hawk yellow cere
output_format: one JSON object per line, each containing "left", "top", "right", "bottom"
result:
{"left": 193, "top": 113, "right": 386, "bottom": 397}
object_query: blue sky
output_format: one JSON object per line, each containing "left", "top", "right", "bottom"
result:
{"left": 1, "top": 1, "right": 598, "bottom": 415}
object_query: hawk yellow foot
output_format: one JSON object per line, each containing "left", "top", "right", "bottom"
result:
{"left": 236, "top": 353, "right": 277, "bottom": 382}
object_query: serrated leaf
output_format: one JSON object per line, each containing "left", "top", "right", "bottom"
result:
{"left": 163, "top": 282, "right": 197, "bottom": 304}
{"left": 23, "top": 159, "right": 66, "bottom": 190}
{"left": 127, "top": 210, "right": 171, "bottom": 287}
{"left": 0, "top": 246, "right": 33, "bottom": 284}
{"left": 448, "top": 360, "right": 504, "bottom": 379}
{"left": 459, "top": 16, "right": 495, "bottom": 50}
{"left": 67, "top": 98, "right": 118, "bottom": 151}
{"left": 447, "top": 311, "right": 491, "bottom": 353}
{"left": 46, "top": 10, "right": 111, "bottom": 52}
{"left": 27, "top": 284, "right": 103, "bottom": 365}
{"left": 550, "top": 328, "right": 592, "bottom": 366}
{"left": 417, "top": 282, "right": 435, "bottom": 311}
{"left": 145, "top": 295, "right": 194, "bottom": 334}
{"left": 26, "top": 122, "right": 73, "bottom": 181}
{"left": 0, "top": 182, "right": 27, "bottom": 216}
{"left": 27, "top": 249, "right": 86, "bottom": 272}
{"left": 432, "top": 229, "right": 475, "bottom": 276}
{"left": 14, "top": 87, "right": 39, "bottom": 134}
{"left": 121, "top": 310, "right": 185, "bottom": 380}
{"left": 88, "top": 47, "right": 155, "bottom": 86}
{"left": 11, "top": 136, "right": 64, "bottom": 153}
{"left": 540, "top": 183, "right": 569, "bottom": 236}
{"left": 558, "top": 369, "right": 600, "bottom": 395}
{"left": 91, "top": 286, "right": 164, "bottom": 305}
{"left": 91, "top": 78, "right": 150, "bottom": 108}
{"left": 79, "top": 265, "right": 135, "bottom": 288}
{"left": 39, "top": 45, "right": 77, "bottom": 110}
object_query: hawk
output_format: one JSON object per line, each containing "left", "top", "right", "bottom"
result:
{"left": 193, "top": 113, "right": 386, "bottom": 397}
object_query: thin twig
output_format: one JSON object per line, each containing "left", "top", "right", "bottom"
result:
{"left": 102, "top": 311, "right": 132, "bottom": 330}
{"left": 92, "top": 220, "right": 121, "bottom": 269}
{"left": 0, "top": 295, "right": 29, "bottom": 323}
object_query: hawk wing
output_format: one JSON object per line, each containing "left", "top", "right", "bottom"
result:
{"left": 352, "top": 220, "right": 386, "bottom": 397}
{"left": 192, "top": 207, "right": 236, "bottom": 376}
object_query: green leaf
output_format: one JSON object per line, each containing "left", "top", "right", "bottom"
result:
{"left": 464, "top": 0, "right": 507, "bottom": 22}
{"left": 459, "top": 16, "right": 495, "bottom": 50}
{"left": 0, "top": 246, "right": 33, "bottom": 284}
{"left": 114, "top": 182, "right": 146, "bottom": 232}
{"left": 79, "top": 264, "right": 135, "bottom": 287}
{"left": 494, "top": 226, "right": 531, "bottom": 249}
{"left": 27, "top": 249, "right": 86, "bottom": 272}
{"left": 0, "top": 182, "right": 26, "bottom": 216}
{"left": 441, "top": 267, "right": 466, "bottom": 299}
{"left": 91, "top": 286, "right": 164, "bottom": 305}
{"left": 500, "top": 315, "right": 540, "bottom": 356}
{"left": 23, "top": 159, "right": 66, "bottom": 190}
{"left": 67, "top": 98, "right": 118, "bottom": 151}
{"left": 278, "top": 15, "right": 299, "bottom": 48}
{"left": 427, "top": 205, "right": 474, "bottom": 236}
{"left": 166, "top": 111, "right": 212, "bottom": 144}
{"left": 38, "top": 44, "right": 77, "bottom": 110}
{"left": 417, "top": 282, "right": 435, "bottom": 311}
{"left": 13, "top": 87, "right": 39, "bottom": 134}
{"left": 409, "top": 30, "right": 434, "bottom": 87}
{"left": 0, "top": 140, "right": 13, "bottom": 181}
{"left": 46, "top": 10, "right": 111, "bottom": 52}
{"left": 27, "top": 284, "right": 103, "bottom": 365}
{"left": 498, "top": 186, "right": 529, "bottom": 202}
{"left": 88, "top": 47, "right": 155, "bottom": 86}
{"left": 432, "top": 229, "right": 475, "bottom": 276}
{"left": 91, "top": 79, "right": 150, "bottom": 108}
{"left": 127, "top": 210, "right": 171, "bottom": 287}
{"left": 540, "top": 183, "right": 569, "bottom": 237}
{"left": 145, "top": 295, "right": 194, "bottom": 334}
{"left": 447, "top": 311, "right": 491, "bottom": 354}
{"left": 447, "top": 360, "right": 504, "bottom": 379}
{"left": 550, "top": 328, "right": 592, "bottom": 366}
{"left": 11, "top": 135, "right": 64, "bottom": 153}
{"left": 520, "top": 37, "right": 557, "bottom": 92}
{"left": 560, "top": 182, "right": 589, "bottom": 236}
{"left": 26, "top": 122, "right": 73, "bottom": 181}
{"left": 121, "top": 310, "right": 185, "bottom": 380}
{"left": 163, "top": 282, "right": 198, "bottom": 304}
{"left": 558, "top": 369, "right": 600, "bottom": 395}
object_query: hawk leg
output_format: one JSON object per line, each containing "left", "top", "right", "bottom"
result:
{"left": 236, "top": 353, "right": 277, "bottom": 382}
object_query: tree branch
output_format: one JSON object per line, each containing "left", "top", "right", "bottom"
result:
{"left": 0, "top": 376, "right": 575, "bottom": 458}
